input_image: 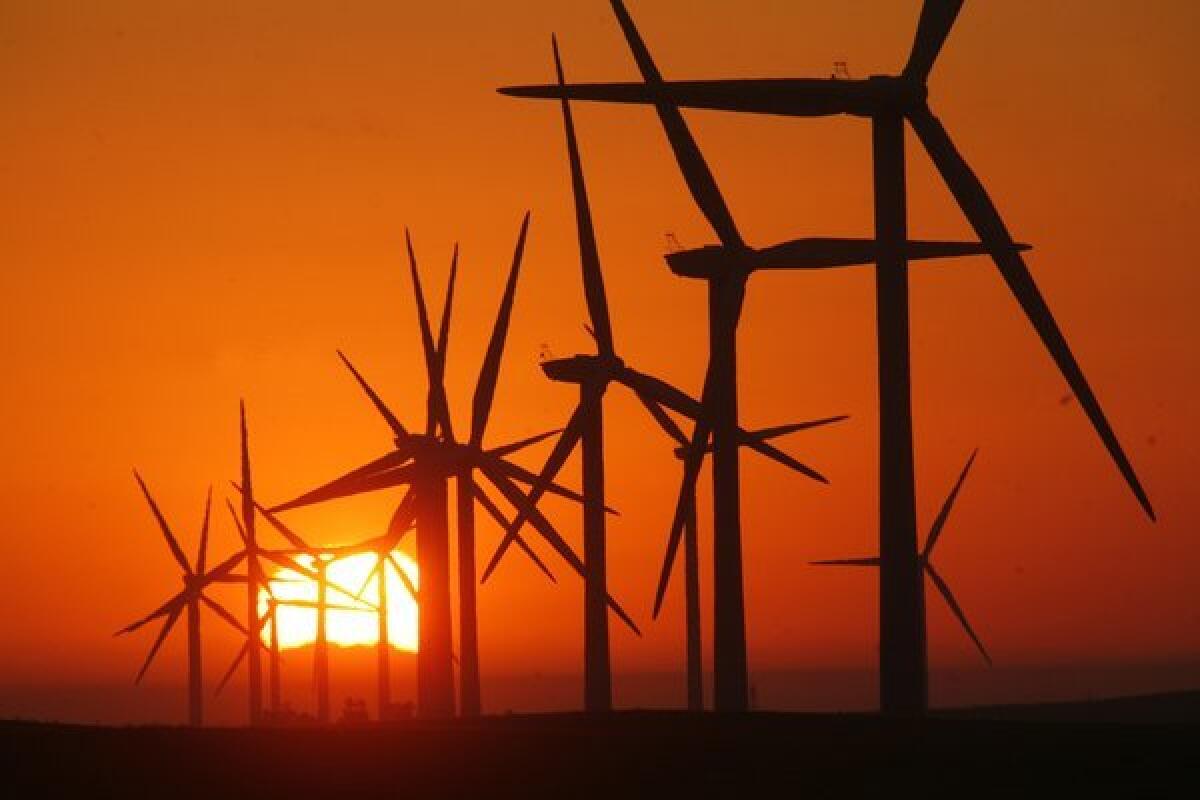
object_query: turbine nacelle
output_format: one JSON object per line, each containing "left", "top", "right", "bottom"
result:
{"left": 540, "top": 353, "right": 625, "bottom": 385}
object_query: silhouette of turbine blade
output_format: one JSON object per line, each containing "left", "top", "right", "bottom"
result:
{"left": 553, "top": 37, "right": 615, "bottom": 357}
{"left": 810, "top": 557, "right": 881, "bottom": 567}
{"left": 741, "top": 436, "right": 828, "bottom": 484}
{"left": 925, "top": 562, "right": 991, "bottom": 665}
{"left": 753, "top": 237, "right": 1016, "bottom": 270}
{"left": 471, "top": 479, "right": 556, "bottom": 583}
{"left": 471, "top": 211, "right": 531, "bottom": 446}
{"left": 609, "top": 0, "right": 745, "bottom": 250}
{"left": 214, "top": 639, "right": 249, "bottom": 697}
{"left": 922, "top": 449, "right": 979, "bottom": 563}
{"left": 387, "top": 554, "right": 420, "bottom": 600}
{"left": 486, "top": 454, "right": 602, "bottom": 509}
{"left": 336, "top": 350, "right": 408, "bottom": 439}
{"left": 382, "top": 490, "right": 418, "bottom": 549}
{"left": 430, "top": 242, "right": 458, "bottom": 441}
{"left": 133, "top": 470, "right": 192, "bottom": 575}
{"left": 750, "top": 415, "right": 850, "bottom": 441}
{"left": 196, "top": 486, "right": 213, "bottom": 575}
{"left": 116, "top": 592, "right": 186, "bottom": 637}
{"left": 908, "top": 104, "right": 1154, "bottom": 521}
{"left": 355, "top": 559, "right": 384, "bottom": 599}
{"left": 269, "top": 462, "right": 417, "bottom": 514}
{"left": 634, "top": 392, "right": 690, "bottom": 447}
{"left": 616, "top": 366, "right": 705, "bottom": 420}
{"left": 487, "top": 428, "right": 563, "bottom": 459}
{"left": 201, "top": 550, "right": 248, "bottom": 587}
{"left": 225, "top": 498, "right": 249, "bottom": 546}
{"left": 201, "top": 594, "right": 249, "bottom": 636}
{"left": 653, "top": 420, "right": 710, "bottom": 618}
{"left": 243, "top": 495, "right": 312, "bottom": 552}
{"left": 482, "top": 463, "right": 640, "bottom": 635}
{"left": 405, "top": 230, "right": 451, "bottom": 438}
{"left": 134, "top": 605, "right": 183, "bottom": 684}
{"left": 904, "top": 0, "right": 965, "bottom": 83}
{"left": 480, "top": 404, "right": 586, "bottom": 582}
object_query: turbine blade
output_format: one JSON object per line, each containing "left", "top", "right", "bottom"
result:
{"left": 115, "top": 594, "right": 185, "bottom": 637}
{"left": 201, "top": 550, "right": 248, "bottom": 586}
{"left": 553, "top": 37, "right": 615, "bottom": 357}
{"left": 470, "top": 212, "right": 531, "bottom": 445}
{"left": 749, "top": 415, "right": 849, "bottom": 441}
{"left": 214, "top": 640, "right": 249, "bottom": 697}
{"left": 479, "top": 404, "right": 587, "bottom": 582}
{"left": 405, "top": 230, "right": 447, "bottom": 438}
{"left": 903, "top": 0, "right": 965, "bottom": 83}
{"left": 809, "top": 557, "right": 881, "bottom": 567}
{"left": 653, "top": 421, "right": 709, "bottom": 618}
{"left": 634, "top": 391, "right": 689, "bottom": 447}
{"left": 267, "top": 455, "right": 415, "bottom": 513}
{"left": 240, "top": 492, "right": 312, "bottom": 552}
{"left": 386, "top": 554, "right": 419, "bottom": 600}
{"left": 922, "top": 449, "right": 979, "bottom": 562}
{"left": 481, "top": 463, "right": 640, "bottom": 635}
{"left": 909, "top": 104, "right": 1154, "bottom": 521}
{"left": 337, "top": 351, "right": 408, "bottom": 439}
{"left": 432, "top": 242, "right": 459, "bottom": 441}
{"left": 196, "top": 486, "right": 213, "bottom": 575}
{"left": 134, "top": 606, "right": 183, "bottom": 684}
{"left": 752, "top": 237, "right": 1010, "bottom": 270}
{"left": 742, "top": 436, "right": 829, "bottom": 484}
{"left": 925, "top": 562, "right": 992, "bottom": 665}
{"left": 609, "top": 0, "right": 745, "bottom": 249}
{"left": 487, "top": 454, "right": 596, "bottom": 508}
{"left": 487, "top": 428, "right": 563, "bottom": 459}
{"left": 472, "top": 479, "right": 557, "bottom": 584}
{"left": 200, "top": 594, "right": 249, "bottom": 636}
{"left": 356, "top": 559, "right": 384, "bottom": 599}
{"left": 133, "top": 470, "right": 192, "bottom": 575}
{"left": 225, "top": 498, "right": 248, "bottom": 546}
{"left": 615, "top": 365, "right": 705, "bottom": 420}
{"left": 382, "top": 490, "right": 418, "bottom": 549}
{"left": 239, "top": 399, "right": 256, "bottom": 550}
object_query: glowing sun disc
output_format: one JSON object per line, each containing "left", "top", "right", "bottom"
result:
{"left": 259, "top": 551, "right": 418, "bottom": 652}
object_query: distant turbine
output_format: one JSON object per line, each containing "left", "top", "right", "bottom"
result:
{"left": 499, "top": 0, "right": 1012, "bottom": 713}
{"left": 813, "top": 450, "right": 992, "bottom": 670}
{"left": 116, "top": 476, "right": 247, "bottom": 727}
{"left": 645, "top": 412, "right": 849, "bottom": 710}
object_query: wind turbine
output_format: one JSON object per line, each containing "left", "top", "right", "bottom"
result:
{"left": 812, "top": 450, "right": 992, "bottom": 672}
{"left": 352, "top": 547, "right": 419, "bottom": 719}
{"left": 481, "top": 38, "right": 848, "bottom": 712}
{"left": 644, "top": 410, "right": 850, "bottom": 710}
{"left": 272, "top": 221, "right": 633, "bottom": 718}
{"left": 117, "top": 475, "right": 247, "bottom": 727}
{"left": 499, "top": 0, "right": 1013, "bottom": 712}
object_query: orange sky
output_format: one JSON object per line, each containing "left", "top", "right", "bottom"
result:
{"left": 1, "top": 1, "right": 1197, "bottom": 711}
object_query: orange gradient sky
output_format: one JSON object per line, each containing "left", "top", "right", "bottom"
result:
{"left": 1, "top": 1, "right": 1197, "bottom": 706}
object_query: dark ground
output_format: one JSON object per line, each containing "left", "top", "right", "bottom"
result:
{"left": 2, "top": 693, "right": 1197, "bottom": 799}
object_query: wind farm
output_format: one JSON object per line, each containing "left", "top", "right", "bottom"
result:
{"left": 1, "top": 0, "right": 1195, "bottom": 796}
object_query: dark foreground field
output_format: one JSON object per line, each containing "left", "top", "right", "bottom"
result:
{"left": 3, "top": 694, "right": 1198, "bottom": 799}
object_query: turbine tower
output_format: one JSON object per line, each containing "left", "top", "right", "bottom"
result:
{"left": 499, "top": 0, "right": 1152, "bottom": 715}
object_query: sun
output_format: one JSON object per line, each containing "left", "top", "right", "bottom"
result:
{"left": 259, "top": 551, "right": 419, "bottom": 652}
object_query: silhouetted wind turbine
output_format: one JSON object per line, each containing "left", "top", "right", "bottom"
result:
{"left": 236, "top": 401, "right": 266, "bottom": 725}
{"left": 353, "top": 547, "right": 419, "bottom": 719}
{"left": 271, "top": 222, "right": 626, "bottom": 718}
{"left": 483, "top": 39, "right": 847, "bottom": 711}
{"left": 117, "top": 475, "right": 247, "bottom": 727}
{"left": 499, "top": 0, "right": 1013, "bottom": 712}
{"left": 813, "top": 450, "right": 991, "bottom": 670}
{"left": 644, "top": 410, "right": 849, "bottom": 710}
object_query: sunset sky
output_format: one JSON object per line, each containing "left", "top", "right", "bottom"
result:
{"left": 1, "top": 0, "right": 1197, "bottom": 721}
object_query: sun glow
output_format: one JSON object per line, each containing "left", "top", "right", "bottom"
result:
{"left": 259, "top": 551, "right": 419, "bottom": 652}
